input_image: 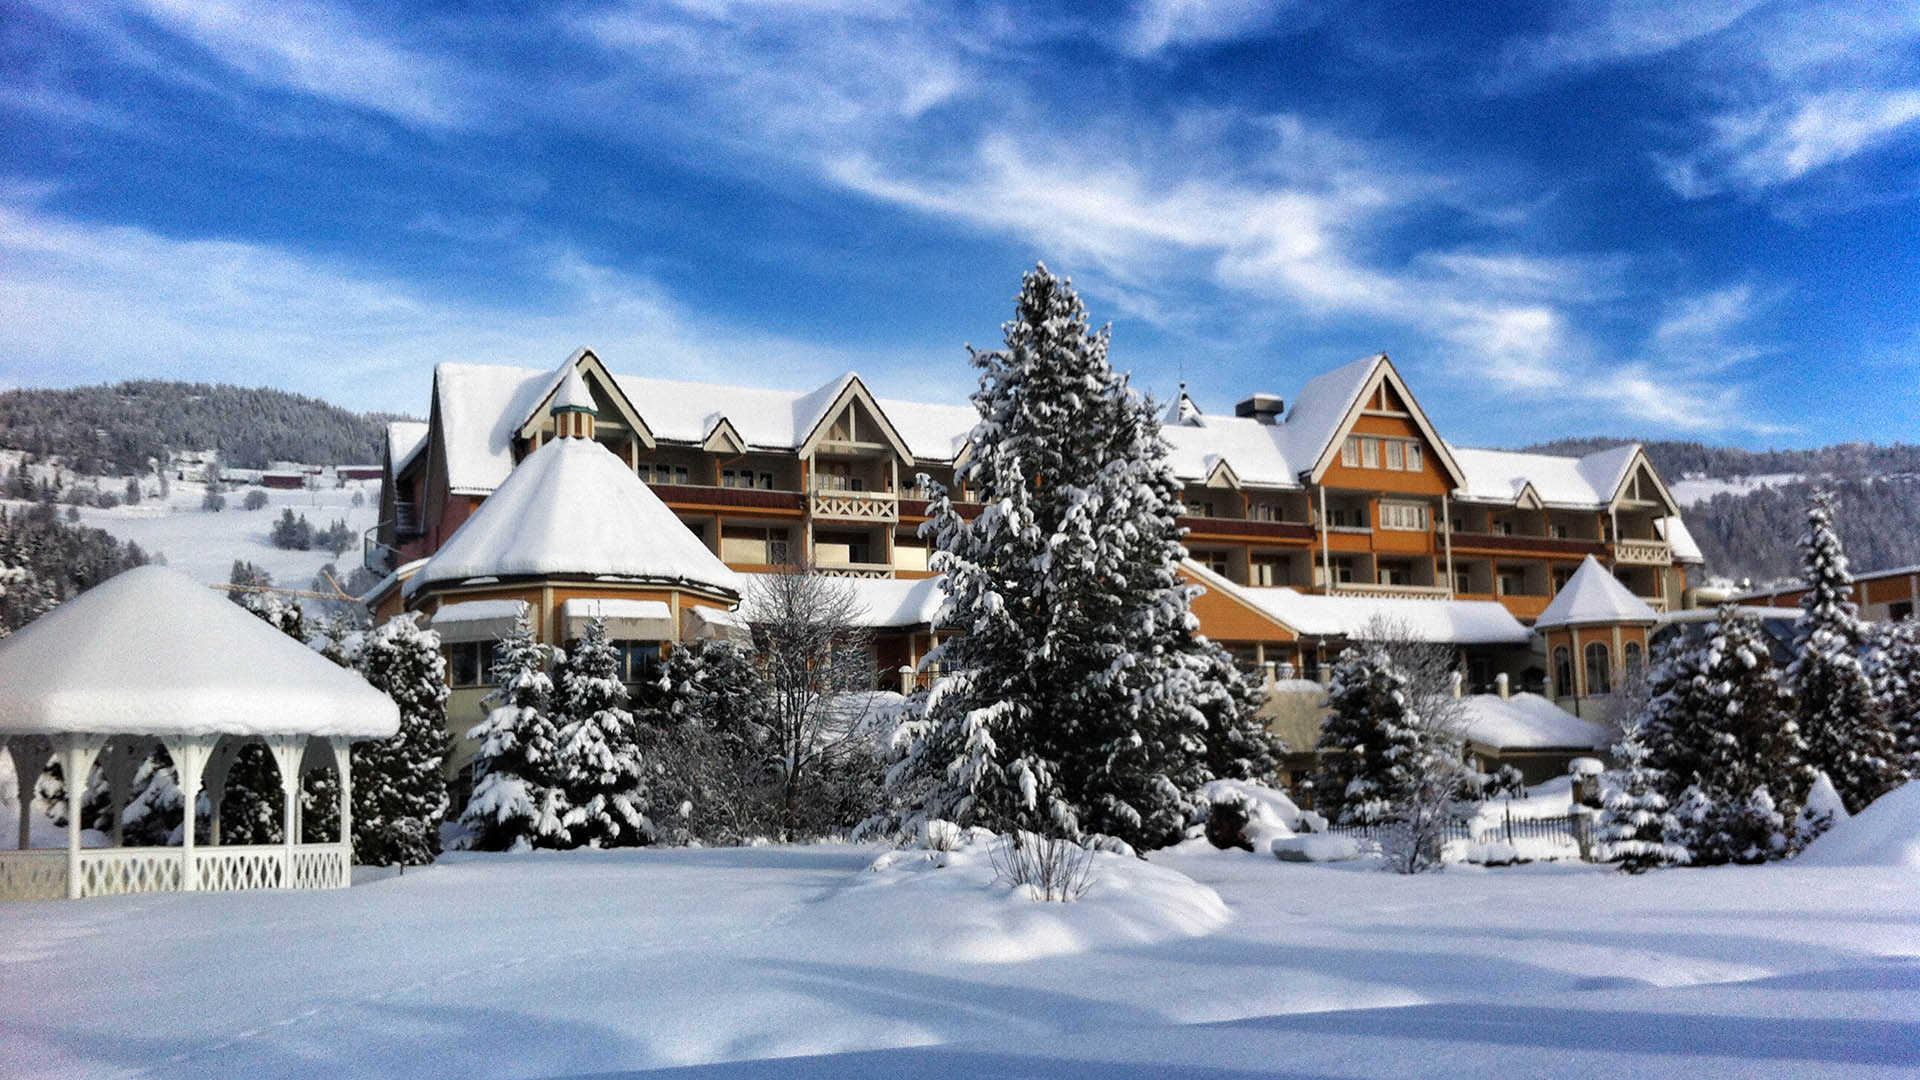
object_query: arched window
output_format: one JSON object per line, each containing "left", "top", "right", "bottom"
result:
{"left": 1623, "top": 641, "right": 1644, "bottom": 684}
{"left": 1584, "top": 642, "right": 1612, "bottom": 696}
{"left": 1553, "top": 646, "right": 1573, "bottom": 698}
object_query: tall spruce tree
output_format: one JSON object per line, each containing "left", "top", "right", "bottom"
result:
{"left": 1306, "top": 645, "right": 1428, "bottom": 826}
{"left": 1190, "top": 644, "right": 1284, "bottom": 783}
{"left": 456, "top": 605, "right": 567, "bottom": 851}
{"left": 554, "top": 617, "right": 651, "bottom": 848}
{"left": 1787, "top": 490, "right": 1900, "bottom": 813}
{"left": 1596, "top": 717, "right": 1690, "bottom": 873}
{"left": 653, "top": 640, "right": 772, "bottom": 844}
{"left": 1866, "top": 619, "right": 1919, "bottom": 777}
{"left": 353, "top": 613, "right": 453, "bottom": 866}
{"left": 887, "top": 264, "right": 1230, "bottom": 850}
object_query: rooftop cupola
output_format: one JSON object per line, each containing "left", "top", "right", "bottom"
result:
{"left": 1235, "top": 393, "right": 1285, "bottom": 424}
{"left": 551, "top": 363, "right": 597, "bottom": 440}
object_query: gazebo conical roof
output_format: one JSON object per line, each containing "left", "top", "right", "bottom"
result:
{"left": 1534, "top": 555, "right": 1658, "bottom": 629}
{"left": 0, "top": 566, "right": 398, "bottom": 739}
{"left": 406, "top": 436, "right": 743, "bottom": 599}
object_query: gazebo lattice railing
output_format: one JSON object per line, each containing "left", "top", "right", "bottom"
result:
{"left": 2, "top": 730, "right": 358, "bottom": 901}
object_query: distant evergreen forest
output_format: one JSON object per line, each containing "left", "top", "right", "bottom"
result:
{"left": 0, "top": 381, "right": 407, "bottom": 474}
{"left": 1520, "top": 437, "right": 1920, "bottom": 586}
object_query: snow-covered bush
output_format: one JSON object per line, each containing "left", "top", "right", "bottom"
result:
{"left": 352, "top": 612, "right": 453, "bottom": 866}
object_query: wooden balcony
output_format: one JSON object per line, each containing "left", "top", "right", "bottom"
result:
{"left": 1447, "top": 531, "right": 1607, "bottom": 559}
{"left": 1334, "top": 582, "right": 1452, "bottom": 600}
{"left": 650, "top": 483, "right": 806, "bottom": 513}
{"left": 815, "top": 561, "right": 894, "bottom": 579}
{"left": 1613, "top": 539, "right": 1672, "bottom": 565}
{"left": 1181, "top": 517, "right": 1318, "bottom": 542}
{"left": 809, "top": 487, "right": 899, "bottom": 523}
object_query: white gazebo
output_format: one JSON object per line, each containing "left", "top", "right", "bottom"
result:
{"left": 0, "top": 566, "right": 399, "bottom": 900}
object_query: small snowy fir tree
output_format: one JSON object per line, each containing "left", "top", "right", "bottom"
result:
{"left": 553, "top": 617, "right": 651, "bottom": 848}
{"left": 1596, "top": 718, "right": 1690, "bottom": 873}
{"left": 1865, "top": 618, "right": 1920, "bottom": 778}
{"left": 456, "top": 604, "right": 567, "bottom": 851}
{"left": 1307, "top": 645, "right": 1425, "bottom": 826}
{"left": 352, "top": 613, "right": 453, "bottom": 866}
{"left": 1189, "top": 642, "right": 1285, "bottom": 783}
{"left": 1786, "top": 490, "right": 1900, "bottom": 814}
{"left": 887, "top": 264, "right": 1223, "bottom": 851}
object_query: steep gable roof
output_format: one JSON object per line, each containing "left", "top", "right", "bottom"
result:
{"left": 1286, "top": 354, "right": 1468, "bottom": 487}
{"left": 1534, "top": 555, "right": 1658, "bottom": 628}
{"left": 407, "top": 437, "right": 741, "bottom": 600}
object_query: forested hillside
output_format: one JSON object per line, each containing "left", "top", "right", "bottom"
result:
{"left": 1519, "top": 437, "right": 1920, "bottom": 586}
{"left": 0, "top": 381, "right": 406, "bottom": 474}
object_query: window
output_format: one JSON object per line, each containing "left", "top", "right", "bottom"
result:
{"left": 1190, "top": 499, "right": 1215, "bottom": 518}
{"left": 1454, "top": 569, "right": 1472, "bottom": 593}
{"left": 1549, "top": 523, "right": 1569, "bottom": 539}
{"left": 447, "top": 641, "right": 496, "bottom": 688}
{"left": 1492, "top": 519, "right": 1513, "bottom": 536}
{"left": 1378, "top": 563, "right": 1408, "bottom": 586}
{"left": 1252, "top": 559, "right": 1283, "bottom": 586}
{"left": 1498, "top": 572, "right": 1523, "bottom": 596}
{"left": 1384, "top": 441, "right": 1404, "bottom": 470}
{"left": 1553, "top": 646, "right": 1573, "bottom": 698}
{"left": 1360, "top": 439, "right": 1379, "bottom": 468}
{"left": 1584, "top": 642, "right": 1612, "bottom": 696}
{"left": 1250, "top": 502, "right": 1277, "bottom": 522}
{"left": 642, "top": 464, "right": 689, "bottom": 485}
{"left": 1623, "top": 641, "right": 1645, "bottom": 684}
{"left": 722, "top": 468, "right": 754, "bottom": 489}
{"left": 1328, "top": 505, "right": 1368, "bottom": 529}
{"left": 1891, "top": 600, "right": 1914, "bottom": 622}
{"left": 614, "top": 640, "right": 663, "bottom": 685}
{"left": 1379, "top": 502, "right": 1427, "bottom": 531}
{"left": 1333, "top": 557, "right": 1356, "bottom": 584}
{"left": 758, "top": 472, "right": 775, "bottom": 490}
{"left": 1405, "top": 443, "right": 1423, "bottom": 472}
{"left": 1341, "top": 437, "right": 1361, "bottom": 467}
{"left": 1553, "top": 567, "right": 1575, "bottom": 592}
{"left": 1198, "top": 551, "right": 1231, "bottom": 576}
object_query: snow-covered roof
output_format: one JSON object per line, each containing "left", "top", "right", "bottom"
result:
{"left": 0, "top": 567, "right": 400, "bottom": 739}
{"left": 1459, "top": 692, "right": 1609, "bottom": 750}
{"left": 387, "top": 420, "right": 429, "bottom": 476}
{"left": 741, "top": 573, "right": 947, "bottom": 629}
{"left": 1656, "top": 515, "right": 1703, "bottom": 563}
{"left": 1533, "top": 556, "right": 1658, "bottom": 629}
{"left": 408, "top": 437, "right": 742, "bottom": 600}
{"left": 422, "top": 352, "right": 1681, "bottom": 517}
{"left": 552, "top": 362, "right": 595, "bottom": 412}
{"left": 1222, "top": 586, "right": 1532, "bottom": 646}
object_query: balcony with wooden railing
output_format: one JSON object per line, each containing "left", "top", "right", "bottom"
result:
{"left": 1333, "top": 582, "right": 1452, "bottom": 601}
{"left": 1612, "top": 539, "right": 1672, "bottom": 566}
{"left": 809, "top": 478, "right": 899, "bottom": 523}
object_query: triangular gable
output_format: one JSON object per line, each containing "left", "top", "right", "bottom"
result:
{"left": 796, "top": 373, "right": 915, "bottom": 462}
{"left": 1204, "top": 457, "right": 1241, "bottom": 489}
{"left": 702, "top": 417, "right": 747, "bottom": 454}
{"left": 1302, "top": 356, "right": 1468, "bottom": 488}
{"left": 1513, "top": 481, "right": 1543, "bottom": 510}
{"left": 1602, "top": 447, "right": 1679, "bottom": 516}
{"left": 517, "top": 347, "right": 656, "bottom": 449}
{"left": 1178, "top": 560, "right": 1300, "bottom": 643}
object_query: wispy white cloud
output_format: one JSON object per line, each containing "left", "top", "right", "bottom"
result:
{"left": 0, "top": 203, "right": 943, "bottom": 413}
{"left": 1489, "top": 0, "right": 1766, "bottom": 85}
{"left": 1660, "top": 88, "right": 1920, "bottom": 198}
{"left": 1124, "top": 0, "right": 1292, "bottom": 56}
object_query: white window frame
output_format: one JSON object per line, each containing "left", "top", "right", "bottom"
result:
{"left": 1360, "top": 439, "right": 1379, "bottom": 469}
{"left": 1384, "top": 441, "right": 1404, "bottom": 471}
{"left": 1341, "top": 437, "right": 1361, "bottom": 467}
{"left": 1405, "top": 443, "right": 1423, "bottom": 472}
{"left": 1379, "top": 501, "right": 1427, "bottom": 531}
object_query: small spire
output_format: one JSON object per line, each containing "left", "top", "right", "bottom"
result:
{"left": 550, "top": 363, "right": 596, "bottom": 439}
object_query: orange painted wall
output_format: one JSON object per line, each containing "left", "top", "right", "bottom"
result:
{"left": 1181, "top": 568, "right": 1297, "bottom": 642}
{"left": 1320, "top": 413, "right": 1451, "bottom": 495}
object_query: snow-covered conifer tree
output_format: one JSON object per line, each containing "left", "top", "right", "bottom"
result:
{"left": 1640, "top": 607, "right": 1806, "bottom": 864}
{"left": 1866, "top": 618, "right": 1919, "bottom": 778}
{"left": 553, "top": 616, "right": 650, "bottom": 848}
{"left": 1786, "top": 490, "right": 1899, "bottom": 813}
{"left": 352, "top": 613, "right": 453, "bottom": 865}
{"left": 653, "top": 639, "right": 771, "bottom": 844}
{"left": 456, "top": 604, "right": 567, "bottom": 851}
{"left": 887, "top": 264, "right": 1226, "bottom": 851}
{"left": 1189, "top": 644, "right": 1284, "bottom": 783}
{"left": 1306, "top": 645, "right": 1425, "bottom": 826}
{"left": 1596, "top": 717, "right": 1689, "bottom": 873}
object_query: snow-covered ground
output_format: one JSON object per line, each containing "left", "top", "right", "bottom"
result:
{"left": 2, "top": 829, "right": 1914, "bottom": 1079}
{"left": 1, "top": 462, "right": 380, "bottom": 588}
{"left": 1668, "top": 472, "right": 1804, "bottom": 507}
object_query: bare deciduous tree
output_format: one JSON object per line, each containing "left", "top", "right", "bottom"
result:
{"left": 744, "top": 565, "right": 888, "bottom": 839}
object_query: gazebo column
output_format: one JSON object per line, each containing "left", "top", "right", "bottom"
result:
{"left": 57, "top": 734, "right": 106, "bottom": 899}
{"left": 7, "top": 737, "right": 52, "bottom": 850}
{"left": 166, "top": 736, "right": 214, "bottom": 892}
{"left": 331, "top": 737, "right": 354, "bottom": 887}
{"left": 266, "top": 736, "right": 304, "bottom": 888}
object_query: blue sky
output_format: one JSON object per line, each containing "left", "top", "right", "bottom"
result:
{"left": 1, "top": 0, "right": 1915, "bottom": 449}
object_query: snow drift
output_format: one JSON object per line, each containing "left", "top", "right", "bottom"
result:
{"left": 1797, "top": 781, "right": 1920, "bottom": 868}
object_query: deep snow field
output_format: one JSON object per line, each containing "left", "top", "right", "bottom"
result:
{"left": 2, "top": 825, "right": 1915, "bottom": 1080}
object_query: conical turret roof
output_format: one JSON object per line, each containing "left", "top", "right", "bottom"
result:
{"left": 1534, "top": 555, "right": 1658, "bottom": 629}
